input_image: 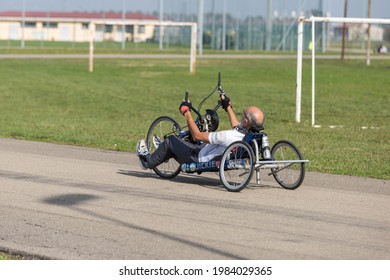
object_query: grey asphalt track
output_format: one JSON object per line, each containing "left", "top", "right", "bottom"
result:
{"left": 0, "top": 138, "right": 389, "bottom": 260}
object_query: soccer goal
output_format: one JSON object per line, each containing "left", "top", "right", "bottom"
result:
{"left": 295, "top": 16, "right": 390, "bottom": 126}
{"left": 88, "top": 20, "right": 197, "bottom": 74}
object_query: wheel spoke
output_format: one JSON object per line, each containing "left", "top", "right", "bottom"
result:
{"left": 270, "top": 140, "right": 305, "bottom": 190}
{"left": 219, "top": 141, "right": 254, "bottom": 192}
{"left": 146, "top": 116, "right": 182, "bottom": 179}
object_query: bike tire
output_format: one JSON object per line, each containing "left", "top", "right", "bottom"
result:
{"left": 270, "top": 140, "right": 305, "bottom": 190}
{"left": 146, "top": 116, "right": 182, "bottom": 179}
{"left": 219, "top": 141, "right": 255, "bottom": 192}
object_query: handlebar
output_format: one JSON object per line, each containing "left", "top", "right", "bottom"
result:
{"left": 217, "top": 72, "right": 225, "bottom": 95}
{"left": 182, "top": 72, "right": 228, "bottom": 133}
{"left": 183, "top": 72, "right": 229, "bottom": 114}
{"left": 183, "top": 92, "right": 202, "bottom": 120}
{"left": 217, "top": 72, "right": 226, "bottom": 96}
{"left": 184, "top": 91, "right": 189, "bottom": 103}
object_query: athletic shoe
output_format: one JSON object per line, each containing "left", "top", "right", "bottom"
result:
{"left": 136, "top": 139, "right": 150, "bottom": 170}
{"left": 152, "top": 135, "right": 163, "bottom": 149}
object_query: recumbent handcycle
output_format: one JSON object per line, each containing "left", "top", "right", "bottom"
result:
{"left": 144, "top": 73, "right": 308, "bottom": 192}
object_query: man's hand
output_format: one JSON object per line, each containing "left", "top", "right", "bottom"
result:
{"left": 179, "top": 100, "right": 191, "bottom": 115}
{"left": 221, "top": 95, "right": 232, "bottom": 111}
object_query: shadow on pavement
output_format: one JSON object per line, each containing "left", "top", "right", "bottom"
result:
{"left": 118, "top": 169, "right": 280, "bottom": 192}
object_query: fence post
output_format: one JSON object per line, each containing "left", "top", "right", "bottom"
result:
{"left": 89, "top": 22, "right": 95, "bottom": 73}
{"left": 190, "top": 23, "right": 197, "bottom": 74}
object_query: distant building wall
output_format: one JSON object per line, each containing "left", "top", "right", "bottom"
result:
{"left": 333, "top": 24, "right": 384, "bottom": 42}
{"left": 0, "top": 11, "right": 158, "bottom": 43}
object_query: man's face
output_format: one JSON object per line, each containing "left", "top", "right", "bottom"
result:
{"left": 241, "top": 109, "right": 250, "bottom": 129}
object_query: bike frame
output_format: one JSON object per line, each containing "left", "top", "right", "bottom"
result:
{"left": 180, "top": 129, "right": 309, "bottom": 186}
{"left": 247, "top": 132, "right": 309, "bottom": 185}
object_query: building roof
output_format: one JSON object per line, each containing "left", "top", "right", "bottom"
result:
{"left": 0, "top": 11, "right": 158, "bottom": 21}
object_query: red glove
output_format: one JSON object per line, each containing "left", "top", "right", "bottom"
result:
{"left": 179, "top": 100, "right": 191, "bottom": 115}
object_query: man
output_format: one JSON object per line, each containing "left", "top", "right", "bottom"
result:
{"left": 136, "top": 95, "right": 264, "bottom": 170}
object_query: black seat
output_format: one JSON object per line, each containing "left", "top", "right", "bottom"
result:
{"left": 249, "top": 125, "right": 264, "bottom": 133}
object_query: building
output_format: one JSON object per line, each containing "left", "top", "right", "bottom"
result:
{"left": 333, "top": 23, "right": 384, "bottom": 42}
{"left": 0, "top": 11, "right": 159, "bottom": 43}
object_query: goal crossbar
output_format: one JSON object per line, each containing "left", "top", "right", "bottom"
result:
{"left": 302, "top": 16, "right": 390, "bottom": 25}
{"left": 296, "top": 16, "right": 390, "bottom": 126}
{"left": 89, "top": 20, "right": 197, "bottom": 74}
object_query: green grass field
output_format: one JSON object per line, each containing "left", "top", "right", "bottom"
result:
{"left": 0, "top": 55, "right": 389, "bottom": 179}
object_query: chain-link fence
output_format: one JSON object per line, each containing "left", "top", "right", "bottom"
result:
{"left": 0, "top": 0, "right": 389, "bottom": 54}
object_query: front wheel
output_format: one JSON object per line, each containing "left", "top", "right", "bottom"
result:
{"left": 219, "top": 141, "right": 255, "bottom": 192}
{"left": 146, "top": 116, "right": 182, "bottom": 179}
{"left": 270, "top": 140, "right": 305, "bottom": 190}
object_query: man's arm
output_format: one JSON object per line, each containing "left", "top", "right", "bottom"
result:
{"left": 183, "top": 111, "right": 210, "bottom": 143}
{"left": 226, "top": 105, "right": 239, "bottom": 128}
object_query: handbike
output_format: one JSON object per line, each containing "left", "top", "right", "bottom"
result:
{"left": 145, "top": 73, "right": 309, "bottom": 192}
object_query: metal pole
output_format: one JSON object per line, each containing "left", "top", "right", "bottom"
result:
{"left": 296, "top": 17, "right": 304, "bottom": 123}
{"left": 21, "top": 0, "right": 25, "bottom": 48}
{"left": 303, "top": 16, "right": 390, "bottom": 24}
{"left": 121, "top": 0, "right": 126, "bottom": 50}
{"left": 248, "top": 17, "right": 252, "bottom": 50}
{"left": 266, "top": 0, "right": 272, "bottom": 51}
{"left": 190, "top": 23, "right": 197, "bottom": 74}
{"left": 341, "top": 0, "right": 348, "bottom": 60}
{"left": 211, "top": 0, "right": 216, "bottom": 49}
{"left": 222, "top": 0, "right": 226, "bottom": 51}
{"left": 89, "top": 23, "right": 95, "bottom": 73}
{"left": 366, "top": 0, "right": 372, "bottom": 66}
{"left": 159, "top": 0, "right": 164, "bottom": 50}
{"left": 197, "top": 0, "right": 204, "bottom": 55}
{"left": 312, "top": 17, "right": 316, "bottom": 126}
{"left": 321, "top": 0, "right": 326, "bottom": 52}
{"left": 235, "top": 13, "right": 240, "bottom": 50}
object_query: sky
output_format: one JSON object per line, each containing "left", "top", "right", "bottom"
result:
{"left": 0, "top": 0, "right": 389, "bottom": 19}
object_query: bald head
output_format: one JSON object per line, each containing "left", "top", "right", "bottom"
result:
{"left": 243, "top": 106, "right": 264, "bottom": 131}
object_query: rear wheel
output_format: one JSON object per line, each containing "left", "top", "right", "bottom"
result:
{"left": 270, "top": 140, "right": 305, "bottom": 190}
{"left": 146, "top": 116, "right": 182, "bottom": 179}
{"left": 219, "top": 141, "right": 255, "bottom": 192}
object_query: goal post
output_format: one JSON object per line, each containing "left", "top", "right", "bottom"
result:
{"left": 89, "top": 20, "right": 197, "bottom": 74}
{"left": 296, "top": 16, "right": 390, "bottom": 126}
